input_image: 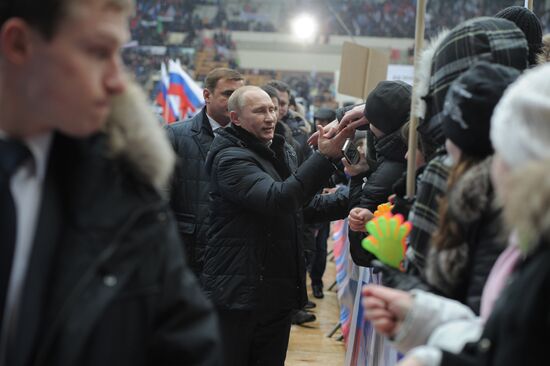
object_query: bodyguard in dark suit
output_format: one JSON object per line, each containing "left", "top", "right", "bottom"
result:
{"left": 166, "top": 68, "right": 244, "bottom": 276}
{"left": 0, "top": 1, "right": 221, "bottom": 365}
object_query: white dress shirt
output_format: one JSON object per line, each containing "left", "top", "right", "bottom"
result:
{"left": 206, "top": 113, "right": 223, "bottom": 132}
{"left": 0, "top": 132, "right": 52, "bottom": 362}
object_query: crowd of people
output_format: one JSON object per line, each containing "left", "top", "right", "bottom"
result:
{"left": 129, "top": 0, "right": 550, "bottom": 41}
{"left": 3, "top": 1, "right": 550, "bottom": 366}
{"left": 282, "top": 0, "right": 550, "bottom": 39}
{"left": 124, "top": 0, "right": 550, "bottom": 122}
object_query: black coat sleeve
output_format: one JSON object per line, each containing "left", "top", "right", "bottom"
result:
{"left": 303, "top": 186, "right": 350, "bottom": 223}
{"left": 348, "top": 175, "right": 366, "bottom": 211}
{"left": 214, "top": 150, "right": 335, "bottom": 215}
{"left": 358, "top": 161, "right": 405, "bottom": 212}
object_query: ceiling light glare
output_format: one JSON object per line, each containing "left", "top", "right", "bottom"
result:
{"left": 291, "top": 14, "right": 318, "bottom": 41}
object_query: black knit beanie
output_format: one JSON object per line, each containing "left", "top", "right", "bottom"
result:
{"left": 441, "top": 62, "right": 520, "bottom": 158}
{"left": 364, "top": 80, "right": 412, "bottom": 135}
{"left": 495, "top": 6, "right": 543, "bottom": 65}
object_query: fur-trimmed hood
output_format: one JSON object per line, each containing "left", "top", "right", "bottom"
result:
{"left": 413, "top": 29, "right": 449, "bottom": 159}
{"left": 505, "top": 159, "right": 550, "bottom": 254}
{"left": 426, "top": 157, "right": 504, "bottom": 303}
{"left": 448, "top": 157, "right": 495, "bottom": 226}
{"left": 103, "top": 81, "right": 175, "bottom": 192}
{"left": 536, "top": 34, "right": 550, "bottom": 65}
{"left": 414, "top": 29, "right": 450, "bottom": 121}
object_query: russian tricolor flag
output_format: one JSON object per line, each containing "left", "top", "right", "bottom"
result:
{"left": 155, "top": 62, "right": 178, "bottom": 123}
{"left": 154, "top": 60, "right": 205, "bottom": 124}
{"left": 168, "top": 59, "right": 205, "bottom": 121}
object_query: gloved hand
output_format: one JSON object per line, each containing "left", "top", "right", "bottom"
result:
{"left": 361, "top": 214, "right": 411, "bottom": 270}
{"left": 390, "top": 195, "right": 414, "bottom": 218}
{"left": 371, "top": 260, "right": 431, "bottom": 291}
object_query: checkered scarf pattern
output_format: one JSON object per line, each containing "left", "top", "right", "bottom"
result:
{"left": 405, "top": 149, "right": 452, "bottom": 274}
{"left": 403, "top": 18, "right": 528, "bottom": 274}
{"left": 419, "top": 17, "right": 528, "bottom": 148}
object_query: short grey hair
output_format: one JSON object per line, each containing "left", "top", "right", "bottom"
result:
{"left": 227, "top": 85, "right": 265, "bottom": 113}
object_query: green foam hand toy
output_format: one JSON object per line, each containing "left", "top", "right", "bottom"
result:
{"left": 361, "top": 213, "right": 411, "bottom": 271}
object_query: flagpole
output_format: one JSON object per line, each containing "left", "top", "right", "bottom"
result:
{"left": 406, "top": 0, "right": 427, "bottom": 198}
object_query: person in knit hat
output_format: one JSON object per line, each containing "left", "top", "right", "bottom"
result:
{"left": 495, "top": 6, "right": 543, "bottom": 66}
{"left": 424, "top": 61, "right": 520, "bottom": 314}
{"left": 416, "top": 17, "right": 528, "bottom": 154}
{"left": 348, "top": 80, "right": 411, "bottom": 266}
{"left": 365, "top": 80, "right": 412, "bottom": 137}
{"left": 361, "top": 62, "right": 550, "bottom": 366}
{"left": 402, "top": 17, "right": 529, "bottom": 280}
{"left": 365, "top": 62, "right": 521, "bottom": 312}
{"left": 313, "top": 108, "right": 337, "bottom": 128}
{"left": 441, "top": 62, "right": 520, "bottom": 160}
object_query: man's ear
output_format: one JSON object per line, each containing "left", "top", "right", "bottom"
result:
{"left": 230, "top": 110, "right": 239, "bottom": 125}
{"left": 203, "top": 89, "right": 211, "bottom": 104}
{"left": 0, "top": 19, "right": 35, "bottom": 64}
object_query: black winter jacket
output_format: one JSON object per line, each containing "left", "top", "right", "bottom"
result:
{"left": 425, "top": 158, "right": 505, "bottom": 314}
{"left": 440, "top": 160, "right": 550, "bottom": 365}
{"left": 202, "top": 125, "right": 335, "bottom": 311}
{"left": 376, "top": 158, "right": 505, "bottom": 315}
{"left": 166, "top": 108, "right": 214, "bottom": 275}
{"left": 355, "top": 131, "right": 407, "bottom": 211}
{"left": 442, "top": 243, "right": 550, "bottom": 366}
{"left": 303, "top": 186, "right": 350, "bottom": 224}
{"left": 21, "top": 133, "right": 220, "bottom": 366}
{"left": 349, "top": 130, "right": 407, "bottom": 266}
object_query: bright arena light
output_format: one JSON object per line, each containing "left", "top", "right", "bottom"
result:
{"left": 291, "top": 14, "right": 318, "bottom": 41}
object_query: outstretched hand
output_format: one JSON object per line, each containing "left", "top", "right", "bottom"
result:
{"left": 317, "top": 124, "right": 355, "bottom": 159}
{"left": 362, "top": 284, "right": 413, "bottom": 337}
{"left": 338, "top": 104, "right": 369, "bottom": 132}
{"left": 308, "top": 120, "right": 338, "bottom": 147}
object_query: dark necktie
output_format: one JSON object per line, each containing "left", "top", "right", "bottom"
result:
{"left": 0, "top": 139, "right": 31, "bottom": 330}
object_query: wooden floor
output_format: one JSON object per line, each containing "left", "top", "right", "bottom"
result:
{"left": 286, "top": 239, "right": 345, "bottom": 365}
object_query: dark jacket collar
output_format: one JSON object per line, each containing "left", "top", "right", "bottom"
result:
{"left": 206, "top": 125, "right": 290, "bottom": 178}
{"left": 375, "top": 130, "right": 407, "bottom": 163}
{"left": 190, "top": 107, "right": 215, "bottom": 136}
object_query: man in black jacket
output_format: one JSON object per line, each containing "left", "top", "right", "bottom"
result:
{"left": 348, "top": 81, "right": 411, "bottom": 266}
{"left": 203, "top": 86, "right": 354, "bottom": 365}
{"left": 166, "top": 68, "right": 244, "bottom": 275}
{"left": 0, "top": 0, "right": 221, "bottom": 365}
